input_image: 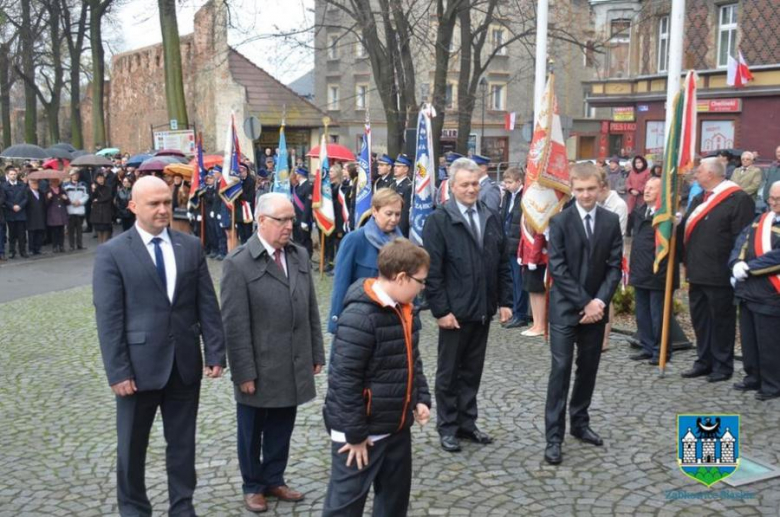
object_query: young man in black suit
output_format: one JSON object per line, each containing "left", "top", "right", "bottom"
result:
{"left": 544, "top": 162, "right": 623, "bottom": 465}
{"left": 93, "top": 176, "right": 226, "bottom": 516}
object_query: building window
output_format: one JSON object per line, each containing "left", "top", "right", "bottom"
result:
{"left": 328, "top": 35, "right": 339, "bottom": 60}
{"left": 491, "top": 28, "right": 507, "bottom": 56}
{"left": 445, "top": 83, "right": 456, "bottom": 109}
{"left": 717, "top": 4, "right": 738, "bottom": 68}
{"left": 490, "top": 83, "right": 506, "bottom": 111}
{"left": 607, "top": 19, "right": 631, "bottom": 77}
{"left": 355, "top": 40, "right": 366, "bottom": 58}
{"left": 328, "top": 85, "right": 340, "bottom": 110}
{"left": 355, "top": 84, "right": 367, "bottom": 109}
{"left": 657, "top": 16, "right": 669, "bottom": 73}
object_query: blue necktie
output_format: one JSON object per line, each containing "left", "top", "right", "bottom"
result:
{"left": 151, "top": 237, "right": 167, "bottom": 291}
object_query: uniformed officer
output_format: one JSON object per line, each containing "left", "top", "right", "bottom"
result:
{"left": 374, "top": 154, "right": 395, "bottom": 191}
{"left": 473, "top": 154, "right": 501, "bottom": 213}
{"left": 291, "top": 167, "right": 314, "bottom": 255}
{"left": 393, "top": 153, "right": 413, "bottom": 238}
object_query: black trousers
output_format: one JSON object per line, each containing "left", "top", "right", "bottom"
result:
{"left": 67, "top": 215, "right": 83, "bottom": 249}
{"left": 236, "top": 404, "right": 297, "bottom": 495}
{"left": 115, "top": 364, "right": 201, "bottom": 517}
{"left": 322, "top": 429, "right": 412, "bottom": 517}
{"left": 435, "top": 321, "right": 490, "bottom": 436}
{"left": 50, "top": 225, "right": 65, "bottom": 249}
{"left": 28, "top": 229, "right": 45, "bottom": 254}
{"left": 7, "top": 220, "right": 27, "bottom": 254}
{"left": 634, "top": 287, "right": 668, "bottom": 360}
{"left": 237, "top": 222, "right": 253, "bottom": 244}
{"left": 324, "top": 233, "right": 341, "bottom": 265}
{"left": 293, "top": 226, "right": 313, "bottom": 256}
{"left": 689, "top": 283, "right": 736, "bottom": 375}
{"left": 545, "top": 322, "right": 606, "bottom": 444}
{"left": 739, "top": 303, "right": 780, "bottom": 397}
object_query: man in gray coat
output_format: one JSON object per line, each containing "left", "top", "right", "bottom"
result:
{"left": 220, "top": 192, "right": 325, "bottom": 513}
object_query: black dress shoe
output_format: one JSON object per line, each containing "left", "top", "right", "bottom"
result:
{"left": 571, "top": 427, "right": 603, "bottom": 446}
{"left": 707, "top": 372, "right": 732, "bottom": 383}
{"left": 456, "top": 428, "right": 493, "bottom": 444}
{"left": 504, "top": 318, "right": 530, "bottom": 329}
{"left": 755, "top": 392, "right": 780, "bottom": 401}
{"left": 440, "top": 435, "right": 461, "bottom": 452}
{"left": 544, "top": 443, "right": 562, "bottom": 465}
{"left": 733, "top": 380, "right": 760, "bottom": 391}
{"left": 630, "top": 352, "right": 652, "bottom": 361}
{"left": 681, "top": 367, "right": 711, "bottom": 378}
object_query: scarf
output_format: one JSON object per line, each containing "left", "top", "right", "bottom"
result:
{"left": 364, "top": 216, "right": 402, "bottom": 250}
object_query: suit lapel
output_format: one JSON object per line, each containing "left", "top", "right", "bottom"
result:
{"left": 128, "top": 227, "right": 169, "bottom": 300}
{"left": 287, "top": 245, "right": 300, "bottom": 294}
{"left": 248, "top": 234, "right": 289, "bottom": 286}
{"left": 170, "top": 231, "right": 185, "bottom": 305}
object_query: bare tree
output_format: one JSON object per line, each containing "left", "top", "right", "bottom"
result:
{"left": 158, "top": 0, "right": 188, "bottom": 127}
{"left": 0, "top": 6, "right": 19, "bottom": 147}
{"left": 62, "top": 0, "right": 88, "bottom": 148}
{"left": 86, "top": 0, "right": 113, "bottom": 148}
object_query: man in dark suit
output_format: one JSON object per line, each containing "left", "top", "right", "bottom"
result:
{"left": 544, "top": 162, "right": 623, "bottom": 465}
{"left": 291, "top": 167, "right": 313, "bottom": 255}
{"left": 220, "top": 192, "right": 325, "bottom": 513}
{"left": 423, "top": 157, "right": 513, "bottom": 453}
{"left": 93, "top": 176, "right": 226, "bottom": 517}
{"left": 393, "top": 153, "right": 413, "bottom": 237}
{"left": 1, "top": 168, "right": 29, "bottom": 258}
{"left": 678, "top": 157, "right": 754, "bottom": 382}
{"left": 500, "top": 167, "right": 529, "bottom": 328}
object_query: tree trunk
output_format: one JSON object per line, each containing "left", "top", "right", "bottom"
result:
{"left": 430, "top": 0, "right": 462, "bottom": 156}
{"left": 21, "top": 0, "right": 38, "bottom": 144}
{"left": 89, "top": 0, "right": 107, "bottom": 148}
{"left": 158, "top": 0, "right": 188, "bottom": 126}
{"left": 45, "top": 0, "right": 64, "bottom": 144}
{"left": 65, "top": 0, "right": 89, "bottom": 149}
{"left": 0, "top": 43, "right": 12, "bottom": 148}
{"left": 456, "top": 7, "right": 473, "bottom": 154}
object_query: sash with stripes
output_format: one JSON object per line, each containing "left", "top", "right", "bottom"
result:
{"left": 755, "top": 211, "right": 780, "bottom": 294}
{"left": 684, "top": 180, "right": 741, "bottom": 243}
{"left": 292, "top": 188, "right": 305, "bottom": 212}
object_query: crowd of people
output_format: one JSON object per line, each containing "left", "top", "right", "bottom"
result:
{"left": 8, "top": 139, "right": 775, "bottom": 516}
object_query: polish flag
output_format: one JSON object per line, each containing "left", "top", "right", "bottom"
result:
{"left": 726, "top": 51, "right": 754, "bottom": 88}
{"left": 504, "top": 111, "right": 516, "bottom": 131}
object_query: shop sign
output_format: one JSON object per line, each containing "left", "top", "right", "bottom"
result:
{"left": 697, "top": 99, "right": 741, "bottom": 113}
{"left": 613, "top": 107, "right": 635, "bottom": 122}
{"left": 609, "top": 122, "right": 637, "bottom": 132}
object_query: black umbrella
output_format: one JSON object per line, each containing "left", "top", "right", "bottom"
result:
{"left": 51, "top": 142, "right": 77, "bottom": 152}
{"left": 70, "top": 154, "right": 115, "bottom": 167}
{"left": 0, "top": 143, "right": 49, "bottom": 160}
{"left": 71, "top": 150, "right": 89, "bottom": 158}
{"left": 45, "top": 147, "right": 73, "bottom": 160}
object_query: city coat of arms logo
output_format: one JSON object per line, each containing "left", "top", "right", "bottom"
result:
{"left": 677, "top": 414, "right": 740, "bottom": 487}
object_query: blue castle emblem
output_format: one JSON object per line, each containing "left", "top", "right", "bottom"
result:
{"left": 677, "top": 414, "right": 740, "bottom": 487}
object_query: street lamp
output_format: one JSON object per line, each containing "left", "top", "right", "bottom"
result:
{"left": 479, "top": 77, "right": 488, "bottom": 155}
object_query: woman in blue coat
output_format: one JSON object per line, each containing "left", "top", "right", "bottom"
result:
{"left": 328, "top": 188, "right": 403, "bottom": 333}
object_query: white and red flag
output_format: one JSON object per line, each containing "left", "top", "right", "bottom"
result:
{"left": 504, "top": 112, "right": 516, "bottom": 131}
{"left": 727, "top": 51, "right": 754, "bottom": 88}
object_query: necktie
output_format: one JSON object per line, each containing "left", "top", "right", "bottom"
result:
{"left": 467, "top": 207, "right": 480, "bottom": 243}
{"left": 151, "top": 237, "right": 167, "bottom": 290}
{"left": 703, "top": 191, "right": 713, "bottom": 203}
{"left": 273, "top": 249, "right": 286, "bottom": 277}
{"left": 584, "top": 213, "right": 593, "bottom": 241}
{"left": 646, "top": 206, "right": 653, "bottom": 219}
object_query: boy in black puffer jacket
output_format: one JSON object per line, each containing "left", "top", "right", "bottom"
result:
{"left": 323, "top": 238, "right": 432, "bottom": 517}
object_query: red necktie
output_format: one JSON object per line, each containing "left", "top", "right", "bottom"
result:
{"left": 273, "top": 249, "right": 286, "bottom": 277}
{"left": 702, "top": 191, "right": 712, "bottom": 203}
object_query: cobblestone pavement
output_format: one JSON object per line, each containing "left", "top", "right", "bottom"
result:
{"left": 1, "top": 261, "right": 779, "bottom": 516}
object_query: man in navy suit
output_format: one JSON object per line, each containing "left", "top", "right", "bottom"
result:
{"left": 93, "top": 176, "right": 226, "bottom": 517}
{"left": 543, "top": 162, "right": 623, "bottom": 465}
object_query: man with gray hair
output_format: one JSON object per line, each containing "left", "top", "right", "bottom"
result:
{"left": 731, "top": 151, "right": 762, "bottom": 200}
{"left": 679, "top": 157, "right": 754, "bottom": 383}
{"left": 423, "top": 157, "right": 513, "bottom": 453}
{"left": 220, "top": 192, "right": 325, "bottom": 512}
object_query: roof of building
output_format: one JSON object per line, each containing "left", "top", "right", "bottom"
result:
{"left": 287, "top": 69, "right": 315, "bottom": 100}
{"left": 228, "top": 50, "right": 329, "bottom": 128}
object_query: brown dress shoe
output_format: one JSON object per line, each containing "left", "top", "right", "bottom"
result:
{"left": 244, "top": 493, "right": 268, "bottom": 513}
{"left": 266, "top": 485, "right": 304, "bottom": 502}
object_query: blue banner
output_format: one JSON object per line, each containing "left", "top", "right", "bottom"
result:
{"left": 409, "top": 106, "right": 436, "bottom": 245}
{"left": 273, "top": 126, "right": 291, "bottom": 198}
{"left": 353, "top": 123, "right": 372, "bottom": 228}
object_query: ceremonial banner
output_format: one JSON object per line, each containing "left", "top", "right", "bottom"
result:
{"left": 219, "top": 113, "right": 243, "bottom": 205}
{"left": 188, "top": 133, "right": 207, "bottom": 209}
{"left": 353, "top": 122, "right": 372, "bottom": 229}
{"left": 273, "top": 125, "right": 291, "bottom": 198}
{"left": 521, "top": 73, "right": 570, "bottom": 233}
{"left": 313, "top": 132, "right": 336, "bottom": 235}
{"left": 654, "top": 71, "right": 697, "bottom": 272}
{"left": 409, "top": 104, "right": 437, "bottom": 245}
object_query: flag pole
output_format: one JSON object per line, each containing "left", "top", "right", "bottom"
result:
{"left": 533, "top": 0, "right": 549, "bottom": 115}
{"left": 658, "top": 188, "right": 680, "bottom": 375}
{"left": 230, "top": 206, "right": 237, "bottom": 251}
{"left": 319, "top": 117, "right": 330, "bottom": 279}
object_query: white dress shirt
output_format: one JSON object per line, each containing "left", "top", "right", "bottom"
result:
{"left": 258, "top": 234, "right": 287, "bottom": 276}
{"left": 135, "top": 224, "right": 177, "bottom": 302}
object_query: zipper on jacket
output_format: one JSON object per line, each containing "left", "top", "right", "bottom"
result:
{"left": 363, "top": 388, "right": 372, "bottom": 417}
{"left": 393, "top": 305, "right": 414, "bottom": 432}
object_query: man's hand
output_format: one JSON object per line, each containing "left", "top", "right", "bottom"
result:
{"left": 338, "top": 439, "right": 373, "bottom": 470}
{"left": 579, "top": 300, "right": 605, "bottom": 325}
{"left": 630, "top": 189, "right": 639, "bottom": 196}
{"left": 12, "top": 205, "right": 20, "bottom": 212}
{"left": 313, "top": 364, "right": 323, "bottom": 375}
{"left": 301, "top": 222, "right": 309, "bottom": 231}
{"left": 414, "top": 403, "right": 430, "bottom": 426}
{"left": 437, "top": 313, "right": 460, "bottom": 330}
{"left": 111, "top": 379, "right": 137, "bottom": 397}
{"left": 239, "top": 380, "right": 256, "bottom": 394}
{"left": 204, "top": 365, "right": 223, "bottom": 378}
{"left": 498, "top": 307, "right": 512, "bottom": 324}
{"left": 732, "top": 261, "right": 750, "bottom": 281}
